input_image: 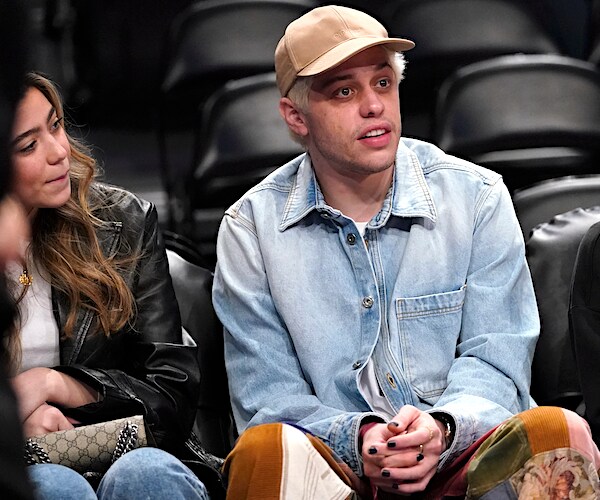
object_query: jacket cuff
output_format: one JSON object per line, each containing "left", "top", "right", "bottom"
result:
{"left": 52, "top": 365, "right": 146, "bottom": 423}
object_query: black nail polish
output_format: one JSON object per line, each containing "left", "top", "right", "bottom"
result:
{"left": 416, "top": 453, "right": 424, "bottom": 462}
{"left": 392, "top": 483, "right": 399, "bottom": 490}
{"left": 387, "top": 441, "right": 396, "bottom": 448}
{"left": 388, "top": 421, "right": 399, "bottom": 427}
{"left": 382, "top": 470, "right": 391, "bottom": 478}
{"left": 368, "top": 446, "right": 377, "bottom": 455}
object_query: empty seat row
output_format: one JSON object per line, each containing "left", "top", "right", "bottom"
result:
{"left": 30, "top": 0, "right": 600, "bottom": 265}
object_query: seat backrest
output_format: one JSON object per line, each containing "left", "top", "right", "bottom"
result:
{"left": 190, "top": 72, "right": 304, "bottom": 209}
{"left": 160, "top": 0, "right": 316, "bottom": 115}
{"left": 513, "top": 175, "right": 600, "bottom": 240}
{"left": 569, "top": 219, "right": 600, "bottom": 445}
{"left": 526, "top": 206, "right": 600, "bottom": 410}
{"left": 385, "top": 0, "right": 558, "bottom": 71}
{"left": 158, "top": 0, "right": 315, "bottom": 221}
{"left": 434, "top": 54, "right": 600, "bottom": 192}
{"left": 165, "top": 247, "right": 234, "bottom": 458}
{"left": 163, "top": 229, "right": 212, "bottom": 270}
{"left": 180, "top": 73, "right": 303, "bottom": 266}
{"left": 525, "top": 0, "right": 592, "bottom": 59}
{"left": 588, "top": 0, "right": 600, "bottom": 63}
{"left": 382, "top": 0, "right": 561, "bottom": 139}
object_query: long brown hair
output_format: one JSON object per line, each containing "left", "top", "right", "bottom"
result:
{"left": 4, "top": 72, "right": 136, "bottom": 373}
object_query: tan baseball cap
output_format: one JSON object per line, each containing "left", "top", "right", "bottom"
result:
{"left": 275, "top": 5, "right": 415, "bottom": 96}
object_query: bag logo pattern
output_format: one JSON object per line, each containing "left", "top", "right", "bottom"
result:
{"left": 24, "top": 415, "right": 146, "bottom": 474}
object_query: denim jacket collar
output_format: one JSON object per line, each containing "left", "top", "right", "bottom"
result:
{"left": 279, "top": 139, "right": 437, "bottom": 232}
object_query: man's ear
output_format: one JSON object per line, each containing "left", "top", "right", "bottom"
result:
{"left": 279, "top": 97, "right": 308, "bottom": 138}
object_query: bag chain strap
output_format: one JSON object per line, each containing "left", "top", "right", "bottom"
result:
{"left": 24, "top": 419, "right": 139, "bottom": 467}
{"left": 24, "top": 440, "right": 51, "bottom": 466}
{"left": 111, "top": 421, "right": 139, "bottom": 463}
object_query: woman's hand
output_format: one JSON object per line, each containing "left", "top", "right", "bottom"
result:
{"left": 22, "top": 403, "right": 75, "bottom": 437}
{"left": 361, "top": 405, "right": 445, "bottom": 495}
{"left": 12, "top": 367, "right": 99, "bottom": 422}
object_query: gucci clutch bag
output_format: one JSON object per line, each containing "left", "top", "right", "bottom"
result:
{"left": 24, "top": 415, "right": 147, "bottom": 474}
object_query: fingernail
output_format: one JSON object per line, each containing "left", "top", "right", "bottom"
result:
{"left": 368, "top": 446, "right": 377, "bottom": 455}
{"left": 392, "top": 483, "right": 399, "bottom": 490}
{"left": 387, "top": 441, "right": 396, "bottom": 448}
{"left": 382, "top": 470, "right": 391, "bottom": 478}
{"left": 417, "top": 453, "right": 424, "bottom": 462}
{"left": 388, "top": 421, "right": 399, "bottom": 427}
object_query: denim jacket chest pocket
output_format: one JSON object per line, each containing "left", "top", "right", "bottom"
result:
{"left": 394, "top": 285, "right": 467, "bottom": 403}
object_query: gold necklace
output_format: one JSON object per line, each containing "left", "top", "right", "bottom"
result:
{"left": 18, "top": 268, "right": 33, "bottom": 286}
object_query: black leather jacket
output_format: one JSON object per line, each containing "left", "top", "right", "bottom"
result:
{"left": 570, "top": 219, "right": 600, "bottom": 447}
{"left": 51, "top": 183, "right": 200, "bottom": 455}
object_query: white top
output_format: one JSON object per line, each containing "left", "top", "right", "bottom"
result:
{"left": 360, "top": 360, "right": 396, "bottom": 420}
{"left": 354, "top": 221, "right": 368, "bottom": 236}
{"left": 6, "top": 259, "right": 60, "bottom": 374}
{"left": 353, "top": 220, "right": 396, "bottom": 420}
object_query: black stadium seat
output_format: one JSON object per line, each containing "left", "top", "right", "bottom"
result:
{"left": 526, "top": 206, "right": 600, "bottom": 411}
{"left": 380, "top": 0, "right": 561, "bottom": 139}
{"left": 513, "top": 175, "right": 600, "bottom": 239}
{"left": 158, "top": 0, "right": 316, "bottom": 228}
{"left": 570, "top": 219, "right": 600, "bottom": 447}
{"left": 180, "top": 72, "right": 303, "bottom": 265}
{"left": 165, "top": 244, "right": 235, "bottom": 459}
{"left": 434, "top": 54, "right": 600, "bottom": 192}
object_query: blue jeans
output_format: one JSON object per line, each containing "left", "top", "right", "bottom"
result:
{"left": 28, "top": 447, "right": 210, "bottom": 500}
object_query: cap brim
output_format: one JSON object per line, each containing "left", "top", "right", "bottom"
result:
{"left": 297, "top": 37, "right": 415, "bottom": 77}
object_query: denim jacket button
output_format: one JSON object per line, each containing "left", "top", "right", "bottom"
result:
{"left": 362, "top": 296, "right": 374, "bottom": 308}
{"left": 346, "top": 233, "right": 357, "bottom": 245}
{"left": 352, "top": 361, "right": 362, "bottom": 370}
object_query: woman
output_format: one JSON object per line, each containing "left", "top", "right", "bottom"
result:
{"left": 5, "top": 71, "right": 212, "bottom": 499}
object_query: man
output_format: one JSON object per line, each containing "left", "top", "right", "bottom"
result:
{"left": 213, "top": 5, "right": 599, "bottom": 498}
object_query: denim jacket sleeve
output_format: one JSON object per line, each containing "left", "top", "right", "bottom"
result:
{"left": 213, "top": 207, "right": 383, "bottom": 475}
{"left": 428, "top": 179, "right": 539, "bottom": 468}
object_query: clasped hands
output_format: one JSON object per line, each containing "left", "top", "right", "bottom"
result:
{"left": 362, "top": 404, "right": 446, "bottom": 496}
{"left": 11, "top": 367, "right": 96, "bottom": 437}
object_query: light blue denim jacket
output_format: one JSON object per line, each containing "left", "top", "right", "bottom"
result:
{"left": 213, "top": 138, "right": 539, "bottom": 475}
